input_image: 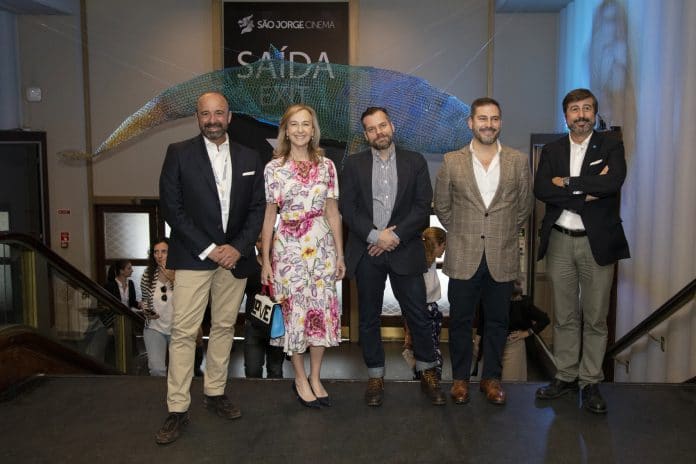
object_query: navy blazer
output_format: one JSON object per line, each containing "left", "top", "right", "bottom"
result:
{"left": 534, "top": 131, "right": 630, "bottom": 266}
{"left": 159, "top": 134, "right": 265, "bottom": 274}
{"left": 104, "top": 279, "right": 138, "bottom": 308}
{"left": 340, "top": 147, "right": 432, "bottom": 278}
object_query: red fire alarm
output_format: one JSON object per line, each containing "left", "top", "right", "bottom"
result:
{"left": 60, "top": 231, "right": 70, "bottom": 248}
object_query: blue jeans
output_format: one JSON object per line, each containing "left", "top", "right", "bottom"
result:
{"left": 448, "top": 254, "right": 513, "bottom": 380}
{"left": 143, "top": 327, "right": 170, "bottom": 377}
{"left": 355, "top": 253, "right": 438, "bottom": 378}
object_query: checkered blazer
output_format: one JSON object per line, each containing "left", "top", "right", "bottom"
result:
{"left": 434, "top": 144, "right": 532, "bottom": 282}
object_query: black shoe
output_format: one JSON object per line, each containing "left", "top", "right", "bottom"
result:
{"left": 155, "top": 412, "right": 189, "bottom": 445}
{"left": 365, "top": 377, "right": 384, "bottom": 407}
{"left": 309, "top": 382, "right": 331, "bottom": 407}
{"left": 292, "top": 382, "right": 321, "bottom": 409}
{"left": 581, "top": 384, "right": 608, "bottom": 414}
{"left": 203, "top": 394, "right": 242, "bottom": 420}
{"left": 536, "top": 378, "right": 579, "bottom": 399}
{"left": 420, "top": 368, "right": 446, "bottom": 406}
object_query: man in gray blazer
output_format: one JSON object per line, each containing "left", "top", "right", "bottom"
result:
{"left": 434, "top": 97, "right": 531, "bottom": 405}
{"left": 156, "top": 92, "right": 265, "bottom": 444}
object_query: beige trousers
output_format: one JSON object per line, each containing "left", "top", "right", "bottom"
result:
{"left": 546, "top": 230, "right": 614, "bottom": 388}
{"left": 501, "top": 337, "right": 527, "bottom": 381}
{"left": 166, "top": 267, "right": 247, "bottom": 412}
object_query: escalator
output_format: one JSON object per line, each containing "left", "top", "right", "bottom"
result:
{"left": 0, "top": 232, "right": 145, "bottom": 398}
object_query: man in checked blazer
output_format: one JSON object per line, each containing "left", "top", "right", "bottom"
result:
{"left": 156, "top": 92, "right": 265, "bottom": 444}
{"left": 534, "top": 88, "right": 629, "bottom": 414}
{"left": 434, "top": 97, "right": 532, "bottom": 406}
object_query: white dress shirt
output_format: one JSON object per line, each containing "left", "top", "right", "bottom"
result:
{"left": 199, "top": 134, "right": 232, "bottom": 260}
{"left": 471, "top": 140, "right": 501, "bottom": 209}
{"left": 556, "top": 133, "right": 591, "bottom": 230}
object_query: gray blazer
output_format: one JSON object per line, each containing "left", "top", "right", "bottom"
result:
{"left": 434, "top": 144, "right": 532, "bottom": 282}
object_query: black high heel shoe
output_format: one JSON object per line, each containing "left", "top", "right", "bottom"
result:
{"left": 310, "top": 385, "right": 331, "bottom": 407}
{"left": 292, "top": 382, "right": 320, "bottom": 409}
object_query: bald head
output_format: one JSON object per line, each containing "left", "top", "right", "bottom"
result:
{"left": 196, "top": 92, "right": 231, "bottom": 146}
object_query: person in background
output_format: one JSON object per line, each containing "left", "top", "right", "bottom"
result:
{"left": 402, "top": 227, "right": 447, "bottom": 380}
{"left": 501, "top": 281, "right": 550, "bottom": 381}
{"left": 140, "top": 238, "right": 174, "bottom": 377}
{"left": 243, "top": 235, "right": 285, "bottom": 379}
{"left": 87, "top": 260, "right": 141, "bottom": 362}
{"left": 261, "top": 104, "right": 345, "bottom": 408}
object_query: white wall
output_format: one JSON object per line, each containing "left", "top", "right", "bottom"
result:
{"left": 18, "top": 9, "right": 91, "bottom": 273}
{"left": 87, "top": 0, "right": 213, "bottom": 198}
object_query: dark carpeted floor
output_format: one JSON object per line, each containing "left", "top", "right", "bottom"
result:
{"left": 1, "top": 375, "right": 695, "bottom": 464}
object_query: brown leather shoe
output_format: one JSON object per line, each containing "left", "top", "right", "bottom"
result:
{"left": 365, "top": 377, "right": 384, "bottom": 407}
{"left": 480, "top": 379, "right": 506, "bottom": 405}
{"left": 155, "top": 412, "right": 189, "bottom": 445}
{"left": 420, "top": 368, "right": 446, "bottom": 405}
{"left": 450, "top": 380, "right": 470, "bottom": 404}
{"left": 203, "top": 394, "right": 242, "bottom": 419}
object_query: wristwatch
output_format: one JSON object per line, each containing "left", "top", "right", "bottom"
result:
{"left": 562, "top": 177, "right": 570, "bottom": 188}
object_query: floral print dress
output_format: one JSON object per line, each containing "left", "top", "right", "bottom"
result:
{"left": 264, "top": 157, "right": 341, "bottom": 354}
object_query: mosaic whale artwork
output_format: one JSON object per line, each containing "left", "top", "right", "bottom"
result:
{"left": 63, "top": 52, "right": 472, "bottom": 159}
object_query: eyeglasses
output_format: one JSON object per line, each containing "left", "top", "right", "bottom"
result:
{"left": 161, "top": 285, "right": 168, "bottom": 302}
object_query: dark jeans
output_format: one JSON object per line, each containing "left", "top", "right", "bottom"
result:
{"left": 448, "top": 254, "right": 513, "bottom": 380}
{"left": 355, "top": 253, "right": 438, "bottom": 377}
{"left": 243, "top": 322, "right": 284, "bottom": 378}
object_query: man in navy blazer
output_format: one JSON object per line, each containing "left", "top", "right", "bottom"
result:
{"left": 534, "top": 88, "right": 629, "bottom": 415}
{"left": 341, "top": 107, "right": 445, "bottom": 407}
{"left": 155, "top": 92, "right": 264, "bottom": 444}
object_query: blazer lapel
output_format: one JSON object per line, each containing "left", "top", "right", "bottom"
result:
{"left": 557, "top": 136, "right": 572, "bottom": 177}
{"left": 579, "top": 132, "right": 602, "bottom": 174}
{"left": 195, "top": 135, "right": 218, "bottom": 195}
{"left": 358, "top": 151, "right": 374, "bottom": 219}
{"left": 461, "top": 148, "right": 486, "bottom": 212}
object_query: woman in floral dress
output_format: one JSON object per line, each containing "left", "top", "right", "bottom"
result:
{"left": 261, "top": 104, "right": 345, "bottom": 408}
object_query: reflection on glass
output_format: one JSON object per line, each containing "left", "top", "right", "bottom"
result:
{"left": 104, "top": 212, "right": 150, "bottom": 259}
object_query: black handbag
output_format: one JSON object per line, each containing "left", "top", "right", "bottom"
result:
{"left": 249, "top": 285, "right": 285, "bottom": 338}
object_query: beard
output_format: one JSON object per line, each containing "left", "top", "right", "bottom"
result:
{"left": 473, "top": 127, "right": 499, "bottom": 145}
{"left": 201, "top": 122, "right": 227, "bottom": 141}
{"left": 369, "top": 134, "right": 393, "bottom": 150}
{"left": 568, "top": 117, "right": 593, "bottom": 137}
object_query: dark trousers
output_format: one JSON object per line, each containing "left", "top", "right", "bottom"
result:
{"left": 243, "top": 322, "right": 284, "bottom": 378}
{"left": 355, "top": 253, "right": 438, "bottom": 377}
{"left": 448, "top": 254, "right": 513, "bottom": 380}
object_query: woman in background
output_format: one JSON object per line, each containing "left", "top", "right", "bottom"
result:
{"left": 140, "top": 238, "right": 174, "bottom": 377}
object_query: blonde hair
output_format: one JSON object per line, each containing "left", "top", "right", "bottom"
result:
{"left": 273, "top": 104, "right": 324, "bottom": 165}
{"left": 423, "top": 227, "right": 446, "bottom": 266}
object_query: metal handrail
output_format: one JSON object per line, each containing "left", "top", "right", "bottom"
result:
{"left": 605, "top": 277, "right": 696, "bottom": 359}
{"left": 0, "top": 232, "right": 145, "bottom": 325}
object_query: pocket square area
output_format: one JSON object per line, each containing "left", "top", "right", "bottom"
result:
{"left": 589, "top": 159, "right": 603, "bottom": 166}
{"left": 242, "top": 171, "right": 255, "bottom": 176}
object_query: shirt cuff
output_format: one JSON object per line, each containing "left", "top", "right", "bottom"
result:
{"left": 367, "top": 229, "right": 379, "bottom": 245}
{"left": 199, "top": 243, "right": 216, "bottom": 261}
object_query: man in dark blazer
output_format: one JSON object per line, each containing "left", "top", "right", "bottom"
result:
{"left": 534, "top": 88, "right": 629, "bottom": 414}
{"left": 155, "top": 92, "right": 264, "bottom": 444}
{"left": 341, "top": 107, "right": 445, "bottom": 407}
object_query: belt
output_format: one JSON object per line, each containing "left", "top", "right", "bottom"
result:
{"left": 553, "top": 224, "right": 587, "bottom": 237}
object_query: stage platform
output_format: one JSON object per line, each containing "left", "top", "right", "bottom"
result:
{"left": 1, "top": 376, "right": 694, "bottom": 463}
